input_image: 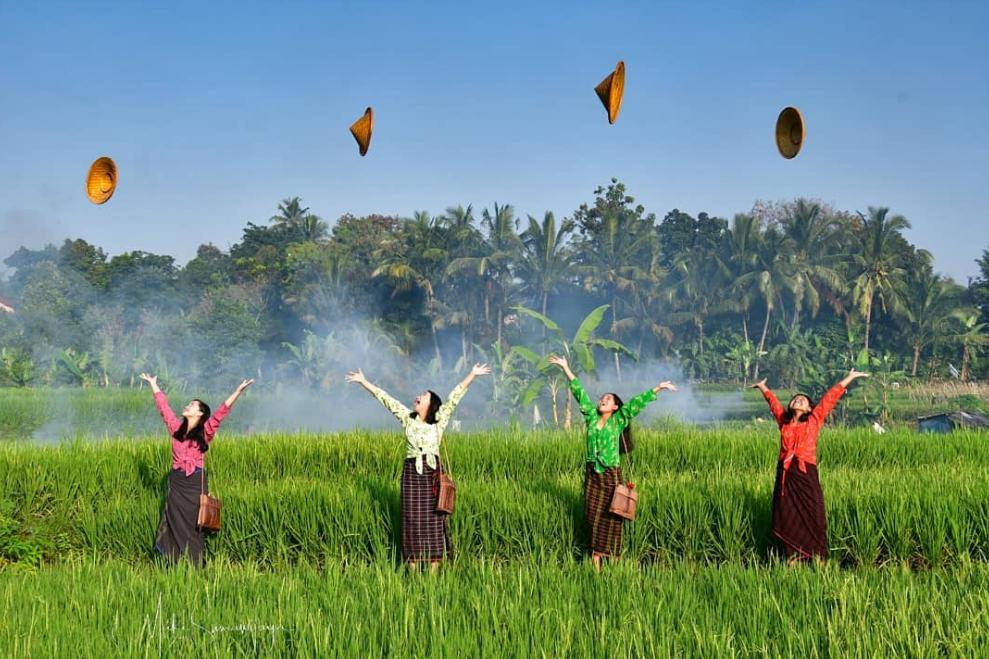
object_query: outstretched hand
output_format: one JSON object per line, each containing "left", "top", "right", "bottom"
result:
{"left": 655, "top": 381, "right": 678, "bottom": 393}
{"left": 470, "top": 363, "right": 492, "bottom": 377}
{"left": 236, "top": 378, "right": 255, "bottom": 392}
{"left": 547, "top": 355, "right": 569, "bottom": 370}
{"left": 847, "top": 369, "right": 870, "bottom": 380}
{"left": 139, "top": 372, "right": 158, "bottom": 387}
{"left": 345, "top": 369, "right": 368, "bottom": 385}
{"left": 750, "top": 378, "right": 768, "bottom": 390}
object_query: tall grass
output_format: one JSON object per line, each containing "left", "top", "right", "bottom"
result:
{"left": 2, "top": 558, "right": 989, "bottom": 657}
{"left": 2, "top": 428, "right": 988, "bottom": 567}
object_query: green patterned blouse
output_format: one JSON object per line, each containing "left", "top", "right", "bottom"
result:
{"left": 569, "top": 377, "right": 657, "bottom": 473}
{"left": 369, "top": 383, "right": 468, "bottom": 474}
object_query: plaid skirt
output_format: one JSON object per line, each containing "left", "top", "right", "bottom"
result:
{"left": 584, "top": 463, "right": 624, "bottom": 557}
{"left": 771, "top": 460, "right": 829, "bottom": 560}
{"left": 400, "top": 458, "right": 452, "bottom": 561}
{"left": 155, "top": 468, "right": 208, "bottom": 566}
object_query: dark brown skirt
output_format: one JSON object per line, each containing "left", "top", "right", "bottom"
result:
{"left": 400, "top": 458, "right": 452, "bottom": 562}
{"left": 771, "top": 460, "right": 828, "bottom": 560}
{"left": 584, "top": 463, "right": 624, "bottom": 557}
{"left": 155, "top": 468, "right": 208, "bottom": 566}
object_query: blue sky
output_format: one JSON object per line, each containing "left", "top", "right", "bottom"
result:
{"left": 1, "top": 0, "right": 987, "bottom": 281}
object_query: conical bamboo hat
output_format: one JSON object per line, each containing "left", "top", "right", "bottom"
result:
{"left": 350, "top": 107, "right": 374, "bottom": 156}
{"left": 86, "top": 156, "right": 118, "bottom": 204}
{"left": 775, "top": 106, "right": 805, "bottom": 159}
{"left": 594, "top": 61, "right": 625, "bottom": 124}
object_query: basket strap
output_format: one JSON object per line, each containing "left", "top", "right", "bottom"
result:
{"left": 438, "top": 423, "right": 452, "bottom": 477}
{"left": 622, "top": 428, "right": 633, "bottom": 481}
{"left": 201, "top": 445, "right": 209, "bottom": 496}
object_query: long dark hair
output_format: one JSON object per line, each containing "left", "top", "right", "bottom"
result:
{"left": 409, "top": 390, "right": 443, "bottom": 425}
{"left": 608, "top": 392, "right": 634, "bottom": 454}
{"left": 781, "top": 393, "right": 815, "bottom": 424}
{"left": 173, "top": 399, "right": 211, "bottom": 452}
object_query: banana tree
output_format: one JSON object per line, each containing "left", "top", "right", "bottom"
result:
{"left": 57, "top": 348, "right": 100, "bottom": 387}
{"left": 0, "top": 348, "right": 34, "bottom": 387}
{"left": 510, "top": 304, "right": 635, "bottom": 428}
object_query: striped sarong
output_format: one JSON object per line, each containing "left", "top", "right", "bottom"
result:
{"left": 400, "top": 458, "right": 452, "bottom": 561}
{"left": 584, "top": 462, "right": 624, "bottom": 557}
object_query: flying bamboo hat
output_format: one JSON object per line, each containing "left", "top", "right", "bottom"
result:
{"left": 775, "top": 106, "right": 805, "bottom": 159}
{"left": 594, "top": 60, "right": 625, "bottom": 124}
{"left": 85, "top": 156, "right": 118, "bottom": 204}
{"left": 350, "top": 107, "right": 374, "bottom": 156}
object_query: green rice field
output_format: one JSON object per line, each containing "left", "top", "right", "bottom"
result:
{"left": 2, "top": 389, "right": 989, "bottom": 656}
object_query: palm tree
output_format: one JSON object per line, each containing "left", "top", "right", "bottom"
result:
{"left": 664, "top": 244, "right": 731, "bottom": 359}
{"left": 722, "top": 214, "right": 765, "bottom": 378}
{"left": 270, "top": 197, "right": 308, "bottom": 226}
{"left": 735, "top": 226, "right": 794, "bottom": 379}
{"left": 896, "top": 264, "right": 958, "bottom": 377}
{"left": 951, "top": 311, "right": 989, "bottom": 382}
{"left": 767, "top": 325, "right": 818, "bottom": 389}
{"left": 517, "top": 212, "right": 576, "bottom": 318}
{"left": 778, "top": 199, "right": 845, "bottom": 328}
{"left": 270, "top": 197, "right": 328, "bottom": 242}
{"left": 446, "top": 203, "right": 522, "bottom": 350}
{"left": 849, "top": 207, "right": 916, "bottom": 354}
{"left": 574, "top": 210, "right": 654, "bottom": 380}
{"left": 439, "top": 205, "right": 485, "bottom": 365}
{"left": 373, "top": 211, "right": 450, "bottom": 369}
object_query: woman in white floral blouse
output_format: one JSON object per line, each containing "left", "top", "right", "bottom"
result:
{"left": 346, "top": 363, "right": 491, "bottom": 570}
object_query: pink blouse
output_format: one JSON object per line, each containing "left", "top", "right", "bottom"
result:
{"left": 154, "top": 391, "right": 230, "bottom": 476}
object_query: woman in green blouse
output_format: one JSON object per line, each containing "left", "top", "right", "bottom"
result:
{"left": 346, "top": 363, "right": 490, "bottom": 571}
{"left": 549, "top": 355, "right": 677, "bottom": 571}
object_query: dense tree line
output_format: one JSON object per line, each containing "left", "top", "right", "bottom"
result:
{"left": 1, "top": 181, "right": 987, "bottom": 408}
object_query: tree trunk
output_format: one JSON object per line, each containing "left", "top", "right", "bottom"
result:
{"left": 612, "top": 296, "right": 622, "bottom": 382}
{"left": 961, "top": 343, "right": 971, "bottom": 382}
{"left": 864, "top": 297, "right": 873, "bottom": 354}
{"left": 551, "top": 385, "right": 559, "bottom": 427}
{"left": 429, "top": 294, "right": 443, "bottom": 370}
{"left": 565, "top": 390, "right": 573, "bottom": 430}
{"left": 742, "top": 314, "right": 750, "bottom": 381}
{"left": 698, "top": 319, "right": 705, "bottom": 356}
{"left": 754, "top": 305, "right": 772, "bottom": 380}
{"left": 541, "top": 291, "right": 549, "bottom": 340}
{"left": 911, "top": 342, "right": 920, "bottom": 377}
{"left": 496, "top": 307, "right": 503, "bottom": 352}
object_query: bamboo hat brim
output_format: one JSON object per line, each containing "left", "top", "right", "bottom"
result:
{"left": 594, "top": 61, "right": 625, "bottom": 124}
{"left": 775, "top": 106, "right": 805, "bottom": 159}
{"left": 350, "top": 107, "right": 374, "bottom": 156}
{"left": 86, "top": 156, "right": 118, "bottom": 204}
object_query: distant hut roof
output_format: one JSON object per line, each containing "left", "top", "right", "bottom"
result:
{"left": 918, "top": 411, "right": 989, "bottom": 433}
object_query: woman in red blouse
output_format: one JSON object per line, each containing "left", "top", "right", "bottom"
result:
{"left": 751, "top": 369, "right": 869, "bottom": 564}
{"left": 141, "top": 372, "right": 254, "bottom": 565}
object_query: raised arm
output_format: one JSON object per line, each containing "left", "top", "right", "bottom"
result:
{"left": 615, "top": 381, "right": 676, "bottom": 427}
{"left": 751, "top": 378, "right": 786, "bottom": 426}
{"left": 203, "top": 378, "right": 255, "bottom": 440}
{"left": 436, "top": 363, "right": 491, "bottom": 430}
{"left": 346, "top": 369, "right": 411, "bottom": 424}
{"left": 548, "top": 355, "right": 596, "bottom": 421}
{"left": 141, "top": 372, "right": 181, "bottom": 434}
{"left": 222, "top": 378, "right": 255, "bottom": 410}
{"left": 811, "top": 369, "right": 868, "bottom": 423}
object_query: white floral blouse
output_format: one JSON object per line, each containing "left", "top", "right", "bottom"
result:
{"left": 369, "top": 383, "right": 468, "bottom": 474}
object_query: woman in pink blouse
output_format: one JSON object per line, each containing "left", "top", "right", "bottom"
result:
{"left": 140, "top": 372, "right": 254, "bottom": 565}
